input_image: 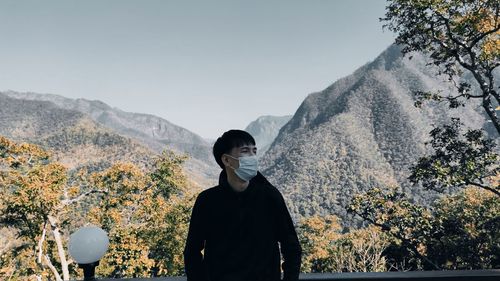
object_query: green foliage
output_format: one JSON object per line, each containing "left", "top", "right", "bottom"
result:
{"left": 380, "top": 1, "right": 499, "bottom": 270}
{"left": 383, "top": 0, "right": 500, "bottom": 66}
{"left": 409, "top": 119, "right": 499, "bottom": 196}
{"left": 150, "top": 150, "right": 188, "bottom": 199}
{"left": 349, "top": 186, "right": 500, "bottom": 270}
{"left": 87, "top": 153, "right": 194, "bottom": 278}
{"left": 97, "top": 227, "right": 155, "bottom": 278}
{"left": 349, "top": 187, "right": 436, "bottom": 270}
{"left": 141, "top": 194, "right": 193, "bottom": 276}
{"left": 383, "top": 0, "right": 500, "bottom": 133}
{"left": 429, "top": 187, "right": 500, "bottom": 269}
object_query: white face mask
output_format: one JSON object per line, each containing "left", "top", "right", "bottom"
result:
{"left": 226, "top": 154, "right": 259, "bottom": 182}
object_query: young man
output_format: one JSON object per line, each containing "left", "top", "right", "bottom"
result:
{"left": 184, "top": 130, "right": 302, "bottom": 281}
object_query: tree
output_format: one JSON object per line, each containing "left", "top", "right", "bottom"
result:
{"left": 383, "top": 0, "right": 500, "bottom": 200}
{"left": 348, "top": 188, "right": 437, "bottom": 270}
{"left": 87, "top": 152, "right": 195, "bottom": 278}
{"left": 409, "top": 118, "right": 499, "bottom": 196}
{"left": 382, "top": 0, "right": 500, "bottom": 133}
{"left": 346, "top": 1, "right": 500, "bottom": 271}
{"left": 349, "top": 184, "right": 500, "bottom": 270}
{"left": 85, "top": 163, "right": 155, "bottom": 279}
{"left": 0, "top": 136, "right": 194, "bottom": 280}
{"left": 297, "top": 215, "right": 389, "bottom": 273}
{"left": 0, "top": 136, "right": 83, "bottom": 280}
{"left": 298, "top": 215, "right": 342, "bottom": 272}
{"left": 428, "top": 186, "right": 499, "bottom": 269}
{"left": 324, "top": 227, "right": 389, "bottom": 273}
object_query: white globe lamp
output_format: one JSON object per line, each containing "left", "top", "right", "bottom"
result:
{"left": 69, "top": 226, "right": 109, "bottom": 281}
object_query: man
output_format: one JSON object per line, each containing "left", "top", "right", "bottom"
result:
{"left": 184, "top": 130, "right": 302, "bottom": 281}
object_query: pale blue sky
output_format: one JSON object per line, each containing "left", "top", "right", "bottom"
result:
{"left": 0, "top": 0, "right": 395, "bottom": 140}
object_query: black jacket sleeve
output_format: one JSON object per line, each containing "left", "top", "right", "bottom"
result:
{"left": 184, "top": 193, "right": 207, "bottom": 281}
{"left": 275, "top": 191, "right": 302, "bottom": 281}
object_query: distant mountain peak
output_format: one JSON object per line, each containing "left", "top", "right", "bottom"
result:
{"left": 245, "top": 115, "right": 292, "bottom": 156}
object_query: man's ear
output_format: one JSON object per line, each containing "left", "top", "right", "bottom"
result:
{"left": 221, "top": 154, "right": 230, "bottom": 167}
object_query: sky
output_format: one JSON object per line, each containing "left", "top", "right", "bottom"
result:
{"left": 0, "top": 0, "right": 396, "bottom": 140}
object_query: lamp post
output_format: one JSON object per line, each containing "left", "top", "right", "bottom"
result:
{"left": 69, "top": 226, "right": 109, "bottom": 281}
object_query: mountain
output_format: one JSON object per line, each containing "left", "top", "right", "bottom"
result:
{"left": 0, "top": 93, "right": 153, "bottom": 171}
{"left": 1, "top": 91, "right": 219, "bottom": 187}
{"left": 245, "top": 115, "right": 292, "bottom": 156}
{"left": 260, "top": 44, "right": 491, "bottom": 225}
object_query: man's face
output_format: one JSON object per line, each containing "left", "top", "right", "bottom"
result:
{"left": 223, "top": 144, "right": 257, "bottom": 169}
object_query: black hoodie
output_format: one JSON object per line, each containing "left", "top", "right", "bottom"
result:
{"left": 184, "top": 171, "right": 302, "bottom": 281}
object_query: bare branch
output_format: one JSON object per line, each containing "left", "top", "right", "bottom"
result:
{"left": 43, "top": 254, "right": 63, "bottom": 281}
{"left": 63, "top": 187, "right": 69, "bottom": 202}
{"left": 351, "top": 210, "right": 441, "bottom": 270}
{"left": 466, "top": 181, "right": 500, "bottom": 197}
{"left": 451, "top": 93, "right": 484, "bottom": 100}
{"left": 37, "top": 224, "right": 47, "bottom": 264}
{"left": 48, "top": 215, "right": 70, "bottom": 281}
{"left": 446, "top": 79, "right": 485, "bottom": 100}
{"left": 60, "top": 189, "right": 108, "bottom": 206}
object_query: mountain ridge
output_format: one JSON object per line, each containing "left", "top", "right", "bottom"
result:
{"left": 0, "top": 93, "right": 153, "bottom": 171}
{"left": 1, "top": 91, "right": 219, "bottom": 186}
{"left": 245, "top": 115, "right": 292, "bottom": 155}
{"left": 261, "top": 44, "right": 489, "bottom": 225}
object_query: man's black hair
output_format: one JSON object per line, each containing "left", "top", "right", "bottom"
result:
{"left": 213, "top": 130, "right": 256, "bottom": 169}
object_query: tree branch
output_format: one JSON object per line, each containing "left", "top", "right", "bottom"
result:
{"left": 351, "top": 210, "right": 441, "bottom": 270}
{"left": 426, "top": 26, "right": 476, "bottom": 74}
{"left": 492, "top": 90, "right": 500, "bottom": 107}
{"left": 43, "top": 254, "right": 63, "bottom": 281}
{"left": 61, "top": 189, "right": 108, "bottom": 206}
{"left": 37, "top": 223, "right": 47, "bottom": 264}
{"left": 469, "top": 25, "right": 500, "bottom": 49}
{"left": 486, "top": 71, "right": 500, "bottom": 106}
{"left": 466, "top": 181, "right": 500, "bottom": 197}
{"left": 435, "top": 12, "right": 468, "bottom": 49}
{"left": 448, "top": 92, "right": 484, "bottom": 100}
{"left": 48, "top": 215, "right": 70, "bottom": 281}
{"left": 482, "top": 95, "right": 500, "bottom": 135}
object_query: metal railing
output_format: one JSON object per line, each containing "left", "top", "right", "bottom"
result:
{"left": 92, "top": 269, "right": 500, "bottom": 281}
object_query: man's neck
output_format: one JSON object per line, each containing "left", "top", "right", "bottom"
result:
{"left": 226, "top": 171, "right": 249, "bottom": 192}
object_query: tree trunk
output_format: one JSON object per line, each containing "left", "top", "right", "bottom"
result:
{"left": 48, "top": 215, "right": 70, "bottom": 281}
